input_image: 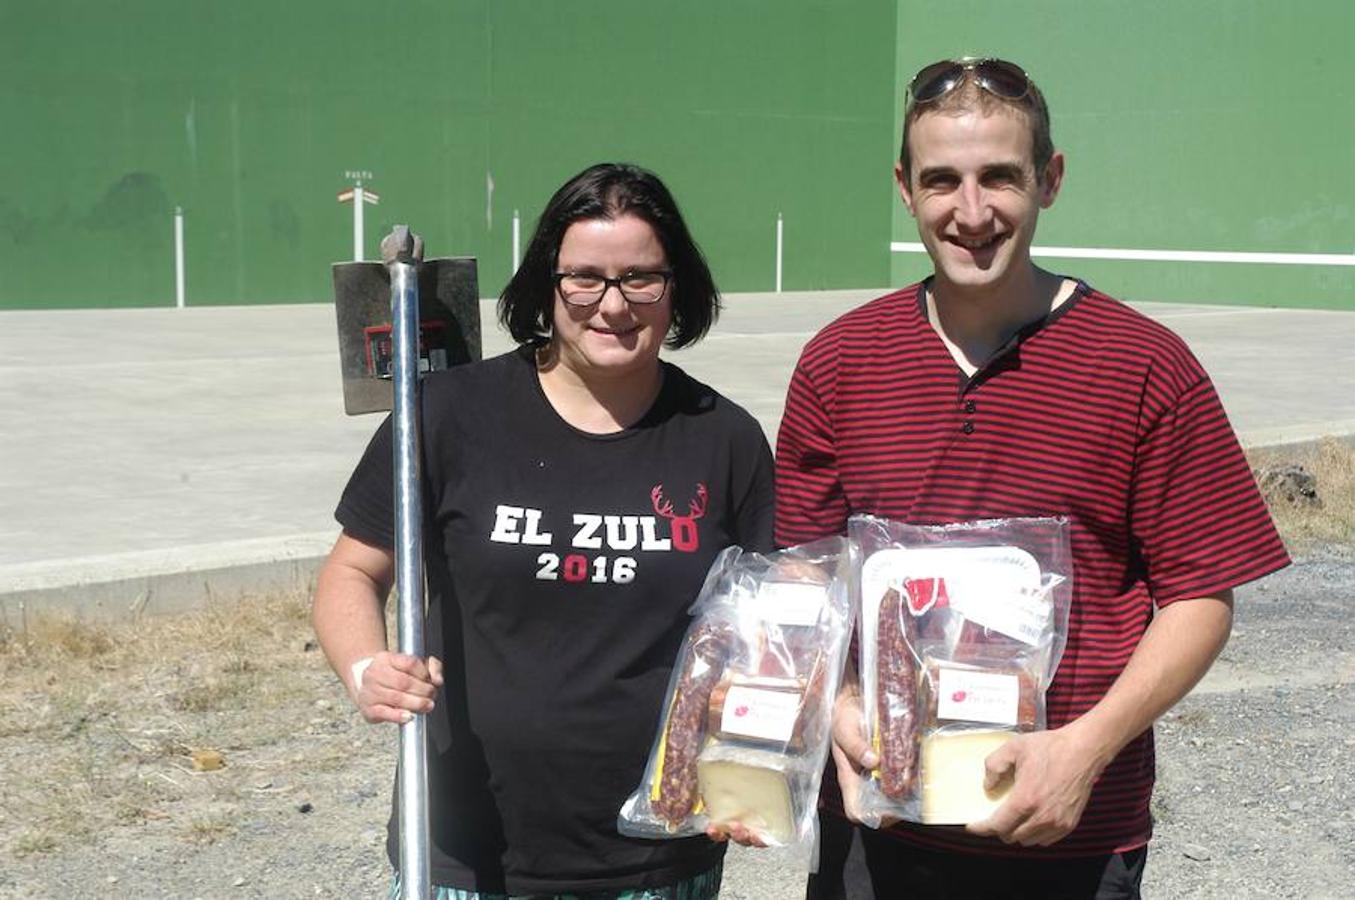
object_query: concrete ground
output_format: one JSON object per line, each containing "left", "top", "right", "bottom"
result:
{"left": 3, "top": 290, "right": 1354, "bottom": 621}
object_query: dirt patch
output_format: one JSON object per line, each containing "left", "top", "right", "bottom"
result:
{"left": 1249, "top": 437, "right": 1355, "bottom": 551}
{"left": 0, "top": 592, "right": 393, "bottom": 897}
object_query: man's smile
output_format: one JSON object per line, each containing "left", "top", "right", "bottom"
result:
{"left": 946, "top": 233, "right": 1006, "bottom": 252}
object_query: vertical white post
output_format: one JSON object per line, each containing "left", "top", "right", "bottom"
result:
{"left": 775, "top": 213, "right": 784, "bottom": 293}
{"left": 511, "top": 209, "right": 521, "bottom": 274}
{"left": 353, "top": 182, "right": 365, "bottom": 262}
{"left": 174, "top": 206, "right": 186, "bottom": 309}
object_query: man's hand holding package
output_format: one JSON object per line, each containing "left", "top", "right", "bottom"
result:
{"left": 965, "top": 721, "right": 1105, "bottom": 846}
{"left": 829, "top": 677, "right": 886, "bottom": 825}
{"left": 968, "top": 592, "right": 1235, "bottom": 847}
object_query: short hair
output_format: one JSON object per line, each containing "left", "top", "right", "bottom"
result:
{"left": 498, "top": 162, "right": 719, "bottom": 350}
{"left": 898, "top": 68, "right": 1055, "bottom": 186}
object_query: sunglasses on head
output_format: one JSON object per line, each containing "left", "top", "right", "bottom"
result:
{"left": 907, "top": 57, "right": 1032, "bottom": 106}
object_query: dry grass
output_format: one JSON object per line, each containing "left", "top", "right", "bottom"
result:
{"left": 184, "top": 814, "right": 235, "bottom": 845}
{"left": 11, "top": 831, "right": 58, "bottom": 858}
{"left": 1249, "top": 437, "right": 1355, "bottom": 553}
{"left": 0, "top": 589, "right": 343, "bottom": 860}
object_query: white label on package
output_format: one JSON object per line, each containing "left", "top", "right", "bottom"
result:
{"left": 719, "top": 685, "right": 802, "bottom": 743}
{"left": 747, "top": 582, "right": 827, "bottom": 627}
{"left": 936, "top": 668, "right": 1021, "bottom": 725}
{"left": 949, "top": 580, "right": 1051, "bottom": 646}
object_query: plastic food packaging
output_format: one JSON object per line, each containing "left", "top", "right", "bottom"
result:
{"left": 618, "top": 536, "right": 857, "bottom": 864}
{"left": 851, "top": 515, "right": 1072, "bottom": 827}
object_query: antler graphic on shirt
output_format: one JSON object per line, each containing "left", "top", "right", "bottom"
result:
{"left": 651, "top": 485, "right": 674, "bottom": 519}
{"left": 688, "top": 483, "right": 708, "bottom": 519}
{"left": 650, "top": 482, "right": 708, "bottom": 552}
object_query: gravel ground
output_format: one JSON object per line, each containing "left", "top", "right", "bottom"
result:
{"left": 1, "top": 552, "right": 1350, "bottom": 899}
{"left": 1140, "top": 552, "right": 1355, "bottom": 899}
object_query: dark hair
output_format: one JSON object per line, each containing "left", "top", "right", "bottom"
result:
{"left": 498, "top": 163, "right": 719, "bottom": 350}
{"left": 899, "top": 71, "right": 1054, "bottom": 187}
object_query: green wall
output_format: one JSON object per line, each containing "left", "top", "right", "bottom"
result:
{"left": 0, "top": 1, "right": 896, "bottom": 308}
{"left": 890, "top": 0, "right": 1355, "bottom": 309}
{"left": 3, "top": 1, "right": 1352, "bottom": 310}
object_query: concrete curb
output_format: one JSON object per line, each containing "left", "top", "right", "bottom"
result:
{"left": 0, "top": 534, "right": 334, "bottom": 626}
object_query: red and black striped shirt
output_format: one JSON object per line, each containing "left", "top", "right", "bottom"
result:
{"left": 775, "top": 280, "right": 1290, "bottom": 857}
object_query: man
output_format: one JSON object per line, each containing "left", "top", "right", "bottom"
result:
{"left": 775, "top": 58, "right": 1290, "bottom": 899}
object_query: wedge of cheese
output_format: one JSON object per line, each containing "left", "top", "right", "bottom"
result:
{"left": 696, "top": 747, "right": 796, "bottom": 844}
{"left": 919, "top": 729, "right": 1014, "bottom": 824}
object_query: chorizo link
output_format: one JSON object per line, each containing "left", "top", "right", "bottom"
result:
{"left": 876, "top": 588, "right": 918, "bottom": 798}
{"left": 653, "top": 621, "right": 732, "bottom": 826}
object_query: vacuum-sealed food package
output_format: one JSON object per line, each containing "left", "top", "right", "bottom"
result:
{"left": 618, "top": 536, "right": 857, "bottom": 863}
{"left": 851, "top": 515, "right": 1072, "bottom": 826}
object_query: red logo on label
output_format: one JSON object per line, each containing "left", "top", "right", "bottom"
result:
{"left": 734, "top": 705, "right": 750, "bottom": 717}
{"left": 904, "top": 576, "right": 950, "bottom": 615}
{"left": 951, "top": 690, "right": 967, "bottom": 703}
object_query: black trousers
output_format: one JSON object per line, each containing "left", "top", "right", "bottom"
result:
{"left": 807, "top": 815, "right": 1147, "bottom": 900}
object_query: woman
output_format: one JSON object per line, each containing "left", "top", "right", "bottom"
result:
{"left": 312, "top": 162, "right": 774, "bottom": 898}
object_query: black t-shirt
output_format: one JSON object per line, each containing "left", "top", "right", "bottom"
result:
{"left": 336, "top": 346, "right": 775, "bottom": 894}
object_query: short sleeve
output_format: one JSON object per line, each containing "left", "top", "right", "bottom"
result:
{"left": 730, "top": 425, "right": 775, "bottom": 554}
{"left": 774, "top": 359, "right": 850, "bottom": 547}
{"left": 335, "top": 413, "right": 397, "bottom": 550}
{"left": 1129, "top": 374, "right": 1290, "bottom": 605}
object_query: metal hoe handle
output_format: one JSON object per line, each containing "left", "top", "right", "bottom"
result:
{"left": 390, "top": 260, "right": 431, "bottom": 899}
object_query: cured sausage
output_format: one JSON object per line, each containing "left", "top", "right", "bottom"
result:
{"left": 653, "top": 621, "right": 733, "bottom": 826}
{"left": 876, "top": 588, "right": 918, "bottom": 798}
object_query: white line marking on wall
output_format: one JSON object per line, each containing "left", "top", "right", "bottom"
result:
{"left": 889, "top": 242, "right": 1355, "bottom": 266}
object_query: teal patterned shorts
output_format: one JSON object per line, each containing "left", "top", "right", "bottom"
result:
{"left": 387, "top": 861, "right": 722, "bottom": 900}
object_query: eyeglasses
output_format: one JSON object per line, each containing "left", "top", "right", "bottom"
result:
{"left": 553, "top": 271, "right": 672, "bottom": 307}
{"left": 907, "top": 57, "right": 1031, "bottom": 107}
